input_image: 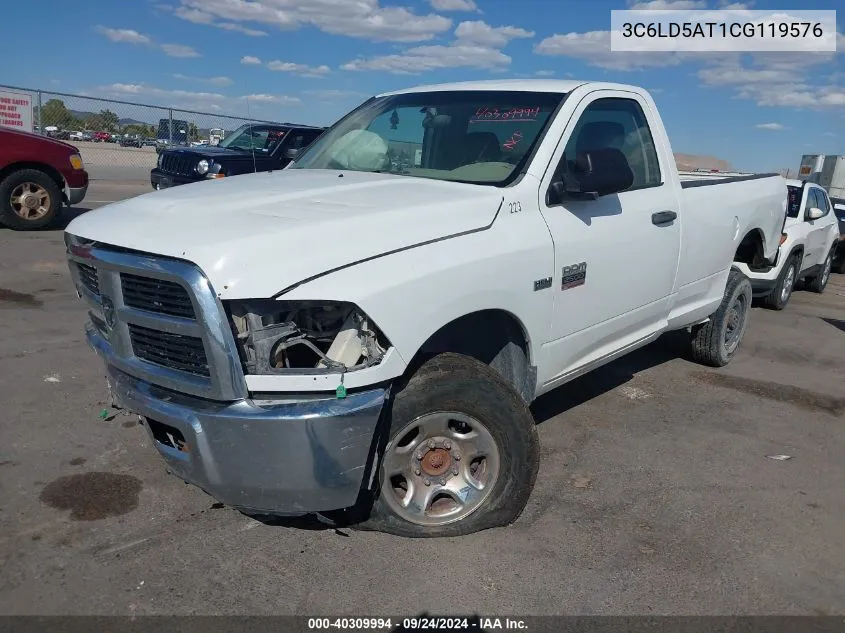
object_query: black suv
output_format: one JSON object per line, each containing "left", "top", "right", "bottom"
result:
{"left": 150, "top": 123, "right": 324, "bottom": 190}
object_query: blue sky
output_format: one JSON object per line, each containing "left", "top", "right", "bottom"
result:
{"left": 2, "top": 0, "right": 843, "bottom": 172}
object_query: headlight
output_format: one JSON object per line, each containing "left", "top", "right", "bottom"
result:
{"left": 196, "top": 159, "right": 209, "bottom": 175}
{"left": 69, "top": 154, "right": 83, "bottom": 170}
{"left": 225, "top": 299, "right": 390, "bottom": 375}
{"left": 157, "top": 153, "right": 163, "bottom": 168}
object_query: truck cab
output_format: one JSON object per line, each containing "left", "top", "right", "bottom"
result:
{"left": 150, "top": 122, "right": 324, "bottom": 190}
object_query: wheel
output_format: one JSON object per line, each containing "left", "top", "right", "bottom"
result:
{"left": 762, "top": 254, "right": 798, "bottom": 310}
{"left": 806, "top": 248, "right": 833, "bottom": 293}
{"left": 0, "top": 169, "right": 62, "bottom": 230}
{"left": 691, "top": 268, "right": 753, "bottom": 367}
{"left": 357, "top": 352, "right": 539, "bottom": 538}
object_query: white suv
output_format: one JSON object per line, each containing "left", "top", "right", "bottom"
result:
{"left": 740, "top": 179, "right": 839, "bottom": 309}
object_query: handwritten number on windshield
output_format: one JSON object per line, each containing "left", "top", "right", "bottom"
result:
{"left": 471, "top": 107, "right": 541, "bottom": 123}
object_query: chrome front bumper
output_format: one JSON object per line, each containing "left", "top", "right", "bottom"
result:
{"left": 101, "top": 352, "right": 388, "bottom": 514}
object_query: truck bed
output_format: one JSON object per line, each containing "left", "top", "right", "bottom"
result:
{"left": 678, "top": 171, "right": 780, "bottom": 188}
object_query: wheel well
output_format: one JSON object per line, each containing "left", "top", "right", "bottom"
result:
{"left": 0, "top": 162, "right": 66, "bottom": 198}
{"left": 734, "top": 229, "right": 767, "bottom": 269}
{"left": 407, "top": 310, "right": 535, "bottom": 403}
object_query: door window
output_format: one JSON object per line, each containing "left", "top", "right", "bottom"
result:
{"left": 559, "top": 97, "right": 662, "bottom": 190}
{"left": 804, "top": 188, "right": 819, "bottom": 219}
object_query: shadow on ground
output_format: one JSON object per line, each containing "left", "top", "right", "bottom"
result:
{"left": 0, "top": 207, "right": 91, "bottom": 233}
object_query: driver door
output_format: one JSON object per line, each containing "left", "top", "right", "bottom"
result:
{"left": 536, "top": 91, "right": 681, "bottom": 388}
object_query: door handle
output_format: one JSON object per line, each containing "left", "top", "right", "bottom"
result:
{"left": 652, "top": 210, "right": 677, "bottom": 225}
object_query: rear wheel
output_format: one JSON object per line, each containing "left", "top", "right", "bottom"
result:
{"left": 691, "top": 268, "right": 752, "bottom": 367}
{"left": 762, "top": 255, "right": 798, "bottom": 310}
{"left": 357, "top": 353, "right": 539, "bottom": 538}
{"left": 806, "top": 249, "right": 833, "bottom": 294}
{"left": 0, "top": 169, "right": 62, "bottom": 230}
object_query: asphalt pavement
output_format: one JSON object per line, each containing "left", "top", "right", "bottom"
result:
{"left": 1, "top": 184, "right": 844, "bottom": 616}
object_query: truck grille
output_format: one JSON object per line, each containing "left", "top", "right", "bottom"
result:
{"left": 76, "top": 262, "right": 99, "bottom": 296}
{"left": 121, "top": 273, "right": 195, "bottom": 319}
{"left": 128, "top": 324, "right": 209, "bottom": 377}
{"left": 160, "top": 153, "right": 196, "bottom": 177}
{"left": 66, "top": 238, "right": 247, "bottom": 401}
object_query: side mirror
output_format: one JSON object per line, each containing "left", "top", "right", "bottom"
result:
{"left": 283, "top": 147, "right": 301, "bottom": 160}
{"left": 547, "top": 148, "right": 634, "bottom": 205}
{"left": 807, "top": 207, "right": 824, "bottom": 220}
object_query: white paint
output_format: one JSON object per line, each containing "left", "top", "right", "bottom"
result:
{"left": 619, "top": 386, "right": 652, "bottom": 401}
{"left": 43, "top": 374, "right": 61, "bottom": 383}
{"left": 66, "top": 80, "right": 787, "bottom": 398}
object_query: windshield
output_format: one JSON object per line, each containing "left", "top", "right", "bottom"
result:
{"left": 218, "top": 124, "right": 288, "bottom": 152}
{"left": 291, "top": 90, "right": 565, "bottom": 186}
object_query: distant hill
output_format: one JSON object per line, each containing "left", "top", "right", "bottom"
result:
{"left": 674, "top": 153, "right": 733, "bottom": 172}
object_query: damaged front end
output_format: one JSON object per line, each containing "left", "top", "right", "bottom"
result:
{"left": 225, "top": 300, "right": 391, "bottom": 375}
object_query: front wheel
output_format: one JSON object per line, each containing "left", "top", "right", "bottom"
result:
{"left": 762, "top": 254, "right": 798, "bottom": 310}
{"left": 358, "top": 353, "right": 539, "bottom": 538}
{"left": 806, "top": 249, "right": 833, "bottom": 294}
{"left": 690, "top": 268, "right": 753, "bottom": 367}
{"left": 0, "top": 169, "right": 62, "bottom": 230}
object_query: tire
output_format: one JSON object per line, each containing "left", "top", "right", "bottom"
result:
{"left": 356, "top": 352, "right": 539, "bottom": 538}
{"left": 806, "top": 248, "right": 833, "bottom": 294}
{"left": 690, "top": 268, "right": 753, "bottom": 368}
{"left": 0, "top": 169, "right": 62, "bottom": 230}
{"left": 762, "top": 254, "right": 798, "bottom": 310}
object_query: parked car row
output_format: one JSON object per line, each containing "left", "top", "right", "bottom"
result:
{"left": 60, "top": 79, "right": 843, "bottom": 540}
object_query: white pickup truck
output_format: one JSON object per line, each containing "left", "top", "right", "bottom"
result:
{"left": 64, "top": 80, "right": 787, "bottom": 537}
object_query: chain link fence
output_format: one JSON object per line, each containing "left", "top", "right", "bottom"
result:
{"left": 1, "top": 84, "right": 282, "bottom": 182}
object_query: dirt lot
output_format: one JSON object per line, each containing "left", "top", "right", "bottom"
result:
{"left": 1, "top": 186, "right": 844, "bottom": 616}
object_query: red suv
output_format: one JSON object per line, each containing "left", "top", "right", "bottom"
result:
{"left": 0, "top": 127, "right": 89, "bottom": 230}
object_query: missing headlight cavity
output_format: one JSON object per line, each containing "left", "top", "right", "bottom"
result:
{"left": 227, "top": 300, "right": 390, "bottom": 375}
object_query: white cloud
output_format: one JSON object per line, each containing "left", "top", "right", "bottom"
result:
{"left": 161, "top": 43, "right": 201, "bottom": 58}
{"left": 454, "top": 21, "right": 534, "bottom": 48}
{"left": 169, "top": 5, "right": 268, "bottom": 35}
{"left": 177, "top": 0, "right": 453, "bottom": 42}
{"left": 823, "top": 132, "right": 836, "bottom": 137}
{"left": 535, "top": 70, "right": 554, "bottom": 77}
{"left": 535, "top": 30, "right": 682, "bottom": 71}
{"left": 217, "top": 22, "right": 267, "bottom": 36}
{"left": 342, "top": 43, "right": 511, "bottom": 74}
{"left": 755, "top": 122, "right": 786, "bottom": 130}
{"left": 696, "top": 32, "right": 845, "bottom": 110}
{"left": 99, "top": 83, "right": 301, "bottom": 114}
{"left": 241, "top": 55, "right": 262, "bottom": 65}
{"left": 628, "top": 0, "right": 706, "bottom": 9}
{"left": 429, "top": 0, "right": 477, "bottom": 11}
{"left": 304, "top": 89, "right": 367, "bottom": 99}
{"left": 96, "top": 24, "right": 203, "bottom": 59}
{"left": 266, "top": 60, "right": 331, "bottom": 77}
{"left": 95, "top": 26, "right": 152, "bottom": 45}
{"left": 173, "top": 6, "right": 215, "bottom": 23}
{"left": 172, "top": 74, "right": 234, "bottom": 86}
{"left": 240, "top": 93, "right": 301, "bottom": 104}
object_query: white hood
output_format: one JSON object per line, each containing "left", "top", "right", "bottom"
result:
{"left": 66, "top": 169, "right": 504, "bottom": 299}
